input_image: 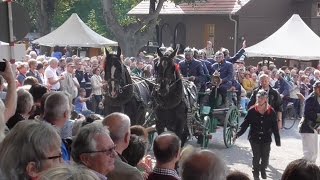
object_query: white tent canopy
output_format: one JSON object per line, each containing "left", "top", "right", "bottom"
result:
{"left": 33, "top": 13, "right": 117, "bottom": 48}
{"left": 0, "top": 41, "right": 9, "bottom": 45}
{"left": 245, "top": 14, "right": 320, "bottom": 61}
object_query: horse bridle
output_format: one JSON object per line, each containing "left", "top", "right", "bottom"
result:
{"left": 106, "top": 62, "right": 146, "bottom": 94}
{"left": 154, "top": 59, "right": 181, "bottom": 92}
{"left": 105, "top": 60, "right": 127, "bottom": 94}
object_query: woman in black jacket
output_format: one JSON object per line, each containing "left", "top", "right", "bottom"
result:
{"left": 234, "top": 89, "right": 281, "bottom": 180}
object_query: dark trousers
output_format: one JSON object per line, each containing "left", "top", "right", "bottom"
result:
{"left": 92, "top": 94, "right": 102, "bottom": 114}
{"left": 250, "top": 141, "right": 271, "bottom": 171}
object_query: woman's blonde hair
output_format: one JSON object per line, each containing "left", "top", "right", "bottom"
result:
{"left": 39, "top": 165, "right": 100, "bottom": 180}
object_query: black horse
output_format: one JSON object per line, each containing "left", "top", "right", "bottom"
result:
{"left": 153, "top": 48, "right": 196, "bottom": 145}
{"left": 104, "top": 47, "right": 152, "bottom": 125}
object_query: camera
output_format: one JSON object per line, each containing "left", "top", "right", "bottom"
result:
{"left": 0, "top": 59, "right": 6, "bottom": 72}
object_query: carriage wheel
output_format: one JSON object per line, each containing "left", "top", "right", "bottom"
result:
{"left": 223, "top": 106, "right": 239, "bottom": 148}
{"left": 201, "top": 115, "right": 211, "bottom": 148}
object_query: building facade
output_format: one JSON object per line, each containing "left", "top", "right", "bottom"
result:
{"left": 129, "top": 0, "right": 320, "bottom": 66}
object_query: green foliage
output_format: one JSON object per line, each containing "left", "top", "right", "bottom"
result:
{"left": 113, "top": 0, "right": 141, "bottom": 26}
{"left": 16, "top": 0, "right": 199, "bottom": 38}
{"left": 15, "top": 0, "right": 38, "bottom": 31}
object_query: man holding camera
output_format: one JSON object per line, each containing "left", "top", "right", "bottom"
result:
{"left": 299, "top": 80, "right": 320, "bottom": 163}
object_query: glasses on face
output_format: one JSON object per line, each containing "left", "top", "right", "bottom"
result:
{"left": 84, "top": 145, "right": 116, "bottom": 157}
{"left": 44, "top": 152, "right": 63, "bottom": 162}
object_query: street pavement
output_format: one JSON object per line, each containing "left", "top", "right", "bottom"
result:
{"left": 188, "top": 117, "right": 319, "bottom": 180}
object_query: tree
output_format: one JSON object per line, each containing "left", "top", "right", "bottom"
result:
{"left": 101, "top": 0, "right": 199, "bottom": 57}
{"left": 17, "top": 0, "right": 58, "bottom": 36}
{"left": 101, "top": 0, "right": 165, "bottom": 57}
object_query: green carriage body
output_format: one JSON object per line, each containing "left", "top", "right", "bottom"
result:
{"left": 195, "top": 90, "right": 240, "bottom": 148}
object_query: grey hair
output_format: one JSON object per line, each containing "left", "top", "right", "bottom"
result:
{"left": 49, "top": 57, "right": 59, "bottom": 65}
{"left": 0, "top": 120, "right": 61, "bottom": 180}
{"left": 39, "top": 165, "right": 100, "bottom": 180}
{"left": 16, "top": 88, "right": 34, "bottom": 114}
{"left": 102, "top": 112, "right": 130, "bottom": 143}
{"left": 72, "top": 123, "right": 110, "bottom": 164}
{"left": 180, "top": 149, "right": 227, "bottom": 180}
{"left": 44, "top": 92, "right": 70, "bottom": 124}
{"left": 259, "top": 74, "right": 269, "bottom": 81}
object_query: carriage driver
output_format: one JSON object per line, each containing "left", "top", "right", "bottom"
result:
{"left": 211, "top": 50, "right": 234, "bottom": 107}
{"left": 179, "top": 47, "right": 205, "bottom": 91}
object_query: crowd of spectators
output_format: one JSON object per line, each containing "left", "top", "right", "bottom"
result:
{"left": 0, "top": 44, "right": 320, "bottom": 180}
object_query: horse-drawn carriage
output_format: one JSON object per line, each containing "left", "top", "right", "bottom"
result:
{"left": 103, "top": 47, "right": 240, "bottom": 149}
{"left": 192, "top": 70, "right": 240, "bottom": 148}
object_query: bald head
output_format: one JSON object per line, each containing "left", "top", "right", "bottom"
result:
{"left": 102, "top": 112, "right": 130, "bottom": 143}
{"left": 153, "top": 132, "right": 181, "bottom": 164}
{"left": 181, "top": 150, "right": 226, "bottom": 180}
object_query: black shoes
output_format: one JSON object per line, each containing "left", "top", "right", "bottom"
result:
{"left": 261, "top": 169, "right": 267, "bottom": 179}
{"left": 253, "top": 171, "right": 260, "bottom": 180}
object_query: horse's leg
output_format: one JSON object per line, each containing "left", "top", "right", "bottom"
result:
{"left": 167, "top": 102, "right": 188, "bottom": 146}
{"left": 155, "top": 109, "right": 167, "bottom": 135}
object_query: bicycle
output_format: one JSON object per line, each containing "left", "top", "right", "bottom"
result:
{"left": 283, "top": 102, "right": 299, "bottom": 130}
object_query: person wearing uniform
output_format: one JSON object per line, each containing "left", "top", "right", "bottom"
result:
{"left": 221, "top": 42, "right": 246, "bottom": 106}
{"left": 222, "top": 40, "right": 246, "bottom": 64}
{"left": 234, "top": 89, "right": 281, "bottom": 180}
{"left": 179, "top": 47, "right": 205, "bottom": 91}
{"left": 299, "top": 80, "right": 320, "bottom": 163}
{"left": 211, "top": 50, "right": 234, "bottom": 107}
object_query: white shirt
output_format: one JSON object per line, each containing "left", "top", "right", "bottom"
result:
{"left": 91, "top": 74, "right": 103, "bottom": 95}
{"left": 44, "top": 66, "right": 60, "bottom": 90}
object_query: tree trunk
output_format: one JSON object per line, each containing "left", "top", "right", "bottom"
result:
{"left": 116, "top": 33, "right": 152, "bottom": 57}
{"left": 101, "top": 0, "right": 165, "bottom": 57}
{"left": 37, "top": 0, "right": 56, "bottom": 36}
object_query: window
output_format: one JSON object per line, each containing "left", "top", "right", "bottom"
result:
{"left": 317, "top": 3, "right": 320, "bottom": 16}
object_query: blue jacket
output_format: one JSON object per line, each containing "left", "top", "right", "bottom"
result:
{"left": 276, "top": 79, "right": 291, "bottom": 98}
{"left": 226, "top": 49, "right": 245, "bottom": 64}
{"left": 202, "top": 59, "right": 213, "bottom": 75}
{"left": 299, "top": 92, "right": 320, "bottom": 133}
{"left": 211, "top": 61, "right": 234, "bottom": 84}
{"left": 201, "top": 61, "right": 209, "bottom": 75}
{"left": 179, "top": 59, "right": 205, "bottom": 84}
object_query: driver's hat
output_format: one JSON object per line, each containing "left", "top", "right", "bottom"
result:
{"left": 313, "top": 81, "right": 320, "bottom": 88}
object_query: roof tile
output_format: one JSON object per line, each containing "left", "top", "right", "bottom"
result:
{"left": 128, "top": 0, "right": 251, "bottom": 15}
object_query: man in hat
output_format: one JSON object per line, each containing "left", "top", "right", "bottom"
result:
{"left": 211, "top": 51, "right": 234, "bottom": 107}
{"left": 221, "top": 40, "right": 246, "bottom": 64}
{"left": 179, "top": 47, "right": 205, "bottom": 91}
{"left": 299, "top": 80, "right": 320, "bottom": 163}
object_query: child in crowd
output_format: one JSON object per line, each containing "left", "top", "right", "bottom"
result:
{"left": 74, "top": 88, "right": 93, "bottom": 117}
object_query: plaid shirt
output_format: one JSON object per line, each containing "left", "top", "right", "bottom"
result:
{"left": 152, "top": 167, "right": 181, "bottom": 180}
